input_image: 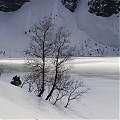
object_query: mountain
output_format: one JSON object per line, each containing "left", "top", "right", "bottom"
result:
{"left": 0, "top": 0, "right": 119, "bottom": 57}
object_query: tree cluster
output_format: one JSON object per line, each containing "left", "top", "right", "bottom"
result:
{"left": 88, "top": 0, "right": 120, "bottom": 17}
{"left": 0, "top": 0, "right": 30, "bottom": 12}
{"left": 22, "top": 17, "right": 89, "bottom": 107}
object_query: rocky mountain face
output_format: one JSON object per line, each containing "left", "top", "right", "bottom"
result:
{"left": 0, "top": 0, "right": 30, "bottom": 12}
{"left": 61, "top": 0, "right": 120, "bottom": 17}
{"left": 61, "top": 0, "right": 78, "bottom": 12}
{"left": 0, "top": 0, "right": 119, "bottom": 57}
{"left": 88, "top": 0, "right": 120, "bottom": 17}
{"left": 0, "top": 0, "right": 119, "bottom": 17}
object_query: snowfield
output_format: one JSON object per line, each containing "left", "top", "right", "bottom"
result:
{"left": 0, "top": 57, "right": 119, "bottom": 119}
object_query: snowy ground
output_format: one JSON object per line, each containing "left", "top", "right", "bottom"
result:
{"left": 0, "top": 57, "right": 119, "bottom": 119}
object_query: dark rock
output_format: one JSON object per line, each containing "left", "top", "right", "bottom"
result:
{"left": 61, "top": 0, "right": 78, "bottom": 12}
{"left": 0, "top": 0, "right": 30, "bottom": 12}
{"left": 88, "top": 0, "right": 120, "bottom": 17}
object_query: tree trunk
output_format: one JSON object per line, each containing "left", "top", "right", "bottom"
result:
{"left": 38, "top": 41, "right": 45, "bottom": 97}
{"left": 45, "top": 64, "right": 58, "bottom": 100}
{"left": 38, "top": 88, "right": 44, "bottom": 97}
{"left": 64, "top": 102, "right": 69, "bottom": 108}
{"left": 65, "top": 98, "right": 70, "bottom": 108}
{"left": 45, "top": 83, "right": 55, "bottom": 100}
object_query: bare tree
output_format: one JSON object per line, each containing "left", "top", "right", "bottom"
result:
{"left": 52, "top": 74, "right": 70, "bottom": 105}
{"left": 48, "top": 69, "right": 71, "bottom": 104}
{"left": 24, "top": 17, "right": 54, "bottom": 97}
{"left": 45, "top": 27, "right": 74, "bottom": 100}
{"left": 21, "top": 73, "right": 35, "bottom": 93}
{"left": 64, "top": 80, "right": 90, "bottom": 108}
{"left": 51, "top": 77, "right": 90, "bottom": 107}
{"left": 23, "top": 17, "right": 90, "bottom": 107}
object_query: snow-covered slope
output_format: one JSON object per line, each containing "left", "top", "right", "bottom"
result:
{"left": 0, "top": 57, "right": 119, "bottom": 119}
{"left": 75, "top": 0, "right": 119, "bottom": 46}
{"left": 0, "top": 79, "right": 81, "bottom": 119}
{"left": 0, "top": 0, "right": 119, "bottom": 57}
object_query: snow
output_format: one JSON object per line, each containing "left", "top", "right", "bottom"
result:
{"left": 0, "top": 0, "right": 119, "bottom": 119}
{"left": 0, "top": 57, "right": 119, "bottom": 119}
{"left": 0, "top": 78, "right": 72, "bottom": 119}
{"left": 75, "top": 0, "right": 119, "bottom": 46}
{"left": 0, "top": 0, "right": 119, "bottom": 57}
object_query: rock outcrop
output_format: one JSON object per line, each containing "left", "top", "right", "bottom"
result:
{"left": 0, "top": 0, "right": 30, "bottom": 12}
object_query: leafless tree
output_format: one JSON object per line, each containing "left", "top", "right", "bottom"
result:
{"left": 51, "top": 78, "right": 90, "bottom": 107}
{"left": 45, "top": 27, "right": 74, "bottom": 100}
{"left": 52, "top": 75, "right": 70, "bottom": 105}
{"left": 23, "top": 17, "right": 90, "bottom": 107}
{"left": 21, "top": 73, "right": 35, "bottom": 92}
{"left": 64, "top": 80, "right": 90, "bottom": 108}
{"left": 48, "top": 69, "right": 71, "bottom": 104}
{"left": 24, "top": 17, "right": 54, "bottom": 97}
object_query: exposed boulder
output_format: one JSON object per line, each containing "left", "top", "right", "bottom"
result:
{"left": 88, "top": 0, "right": 120, "bottom": 17}
{"left": 61, "top": 0, "right": 78, "bottom": 12}
{"left": 0, "top": 0, "right": 30, "bottom": 12}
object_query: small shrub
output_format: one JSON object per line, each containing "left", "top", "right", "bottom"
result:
{"left": 10, "top": 75, "right": 22, "bottom": 86}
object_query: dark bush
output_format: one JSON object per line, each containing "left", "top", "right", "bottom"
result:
{"left": 10, "top": 75, "right": 22, "bottom": 86}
